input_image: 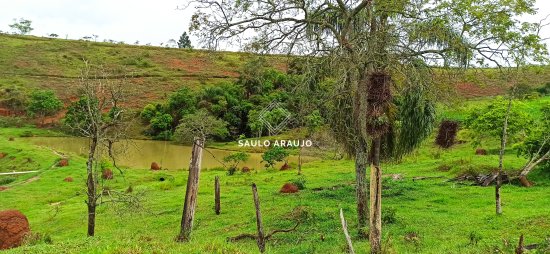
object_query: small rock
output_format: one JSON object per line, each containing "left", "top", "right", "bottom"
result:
{"left": 280, "top": 183, "right": 299, "bottom": 193}
{"left": 150, "top": 162, "right": 160, "bottom": 170}
{"left": 0, "top": 210, "right": 30, "bottom": 250}
{"left": 57, "top": 159, "right": 69, "bottom": 167}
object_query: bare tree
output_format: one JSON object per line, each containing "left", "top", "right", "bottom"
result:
{"left": 188, "top": 0, "right": 547, "bottom": 252}
{"left": 496, "top": 95, "right": 512, "bottom": 215}
{"left": 64, "top": 62, "right": 131, "bottom": 237}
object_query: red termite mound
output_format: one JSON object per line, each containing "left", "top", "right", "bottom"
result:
{"left": 280, "top": 163, "right": 291, "bottom": 171}
{"left": 280, "top": 183, "right": 299, "bottom": 193}
{"left": 475, "top": 148, "right": 487, "bottom": 155}
{"left": 150, "top": 162, "right": 161, "bottom": 170}
{"left": 57, "top": 159, "right": 69, "bottom": 167}
{"left": 102, "top": 169, "right": 113, "bottom": 180}
{"left": 0, "top": 210, "right": 30, "bottom": 250}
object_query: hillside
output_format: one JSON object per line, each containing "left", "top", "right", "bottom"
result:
{"left": 1, "top": 34, "right": 550, "bottom": 111}
{"left": 0, "top": 34, "right": 288, "bottom": 109}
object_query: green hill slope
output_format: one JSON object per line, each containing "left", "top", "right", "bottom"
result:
{"left": 0, "top": 34, "right": 288, "bottom": 109}
{"left": 1, "top": 34, "right": 550, "bottom": 111}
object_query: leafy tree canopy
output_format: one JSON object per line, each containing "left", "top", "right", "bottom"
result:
{"left": 9, "top": 18, "right": 33, "bottom": 35}
{"left": 177, "top": 32, "right": 193, "bottom": 49}
{"left": 465, "top": 97, "right": 532, "bottom": 146}
{"left": 27, "top": 90, "right": 62, "bottom": 118}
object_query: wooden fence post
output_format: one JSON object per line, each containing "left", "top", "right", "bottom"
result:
{"left": 252, "top": 183, "right": 266, "bottom": 253}
{"left": 177, "top": 137, "right": 204, "bottom": 242}
{"left": 215, "top": 176, "right": 220, "bottom": 215}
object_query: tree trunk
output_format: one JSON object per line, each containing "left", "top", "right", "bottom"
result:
{"left": 355, "top": 139, "right": 369, "bottom": 237}
{"left": 496, "top": 97, "right": 512, "bottom": 215}
{"left": 252, "top": 183, "right": 265, "bottom": 253}
{"left": 215, "top": 176, "right": 221, "bottom": 215}
{"left": 177, "top": 137, "right": 204, "bottom": 242}
{"left": 518, "top": 175, "right": 533, "bottom": 187}
{"left": 86, "top": 136, "right": 98, "bottom": 237}
{"left": 519, "top": 149, "right": 550, "bottom": 187}
{"left": 369, "top": 138, "right": 382, "bottom": 254}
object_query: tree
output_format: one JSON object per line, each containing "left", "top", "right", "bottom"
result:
{"left": 9, "top": 18, "right": 33, "bottom": 35}
{"left": 27, "top": 90, "right": 63, "bottom": 124}
{"left": 189, "top": 0, "right": 547, "bottom": 252}
{"left": 174, "top": 109, "right": 228, "bottom": 143}
{"left": 168, "top": 86, "right": 197, "bottom": 125}
{"left": 223, "top": 152, "right": 250, "bottom": 174}
{"left": 516, "top": 104, "right": 550, "bottom": 186}
{"left": 177, "top": 31, "right": 193, "bottom": 49}
{"left": 261, "top": 146, "right": 289, "bottom": 169}
{"left": 63, "top": 63, "right": 131, "bottom": 237}
{"left": 465, "top": 97, "right": 532, "bottom": 148}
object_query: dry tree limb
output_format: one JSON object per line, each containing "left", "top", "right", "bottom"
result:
{"left": 412, "top": 176, "right": 445, "bottom": 181}
{"left": 515, "top": 234, "right": 524, "bottom": 254}
{"left": 340, "top": 209, "right": 355, "bottom": 254}
{"left": 227, "top": 222, "right": 300, "bottom": 242}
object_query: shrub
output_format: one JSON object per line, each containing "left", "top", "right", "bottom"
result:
{"left": 27, "top": 90, "right": 63, "bottom": 120}
{"left": 382, "top": 207, "right": 397, "bottom": 224}
{"left": 291, "top": 176, "right": 307, "bottom": 190}
{"left": 261, "top": 146, "right": 289, "bottom": 169}
{"left": 435, "top": 120, "right": 459, "bottom": 148}
{"left": 468, "top": 231, "right": 483, "bottom": 245}
{"left": 223, "top": 152, "right": 250, "bottom": 176}
{"left": 535, "top": 82, "right": 550, "bottom": 95}
{"left": 0, "top": 176, "right": 16, "bottom": 185}
{"left": 19, "top": 130, "right": 33, "bottom": 137}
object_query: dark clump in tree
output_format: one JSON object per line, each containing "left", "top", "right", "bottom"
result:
{"left": 435, "top": 120, "right": 459, "bottom": 148}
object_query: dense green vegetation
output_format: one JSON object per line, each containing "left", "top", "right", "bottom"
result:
{"left": 1, "top": 96, "right": 549, "bottom": 253}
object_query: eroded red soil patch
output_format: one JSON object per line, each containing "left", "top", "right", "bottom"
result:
{"left": 455, "top": 83, "right": 507, "bottom": 98}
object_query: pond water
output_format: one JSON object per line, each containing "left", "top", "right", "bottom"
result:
{"left": 27, "top": 137, "right": 313, "bottom": 170}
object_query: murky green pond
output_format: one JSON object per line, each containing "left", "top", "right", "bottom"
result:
{"left": 27, "top": 137, "right": 313, "bottom": 170}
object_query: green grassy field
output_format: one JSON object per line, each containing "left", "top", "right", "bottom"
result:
{"left": 1, "top": 97, "right": 549, "bottom": 253}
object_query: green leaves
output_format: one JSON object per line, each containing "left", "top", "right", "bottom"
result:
{"left": 465, "top": 97, "right": 532, "bottom": 146}
{"left": 27, "top": 90, "right": 62, "bottom": 118}
{"left": 261, "top": 146, "right": 289, "bottom": 169}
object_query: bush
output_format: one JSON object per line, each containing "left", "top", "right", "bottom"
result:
{"left": 261, "top": 146, "right": 289, "bottom": 169}
{"left": 0, "top": 176, "right": 16, "bottom": 185}
{"left": 468, "top": 231, "right": 483, "bottom": 245}
{"left": 382, "top": 207, "right": 397, "bottom": 224}
{"left": 535, "top": 82, "right": 550, "bottom": 95}
{"left": 27, "top": 90, "right": 63, "bottom": 119}
{"left": 19, "top": 130, "right": 34, "bottom": 137}
{"left": 291, "top": 176, "right": 307, "bottom": 190}
{"left": 0, "top": 116, "right": 25, "bottom": 128}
